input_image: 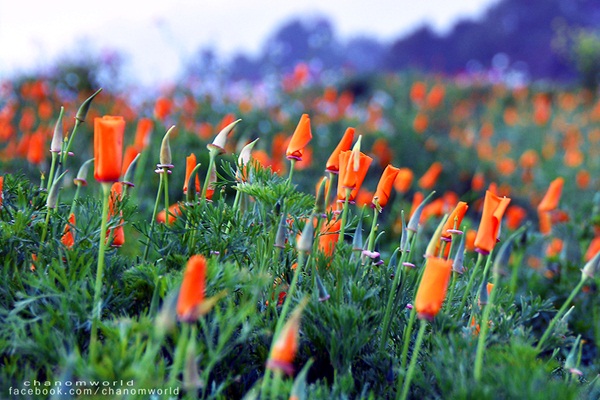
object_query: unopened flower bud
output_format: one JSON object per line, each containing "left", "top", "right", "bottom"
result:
{"left": 74, "top": 158, "right": 94, "bottom": 186}
{"left": 50, "top": 107, "right": 64, "bottom": 153}
{"left": 159, "top": 126, "right": 176, "bottom": 167}
{"left": 407, "top": 191, "right": 436, "bottom": 232}
{"left": 297, "top": 215, "right": 316, "bottom": 253}
{"left": 75, "top": 88, "right": 102, "bottom": 123}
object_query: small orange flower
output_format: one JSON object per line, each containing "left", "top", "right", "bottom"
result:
{"left": 61, "top": 213, "right": 76, "bottom": 248}
{"left": 441, "top": 201, "right": 468, "bottom": 240}
{"left": 286, "top": 114, "right": 312, "bottom": 161}
{"left": 576, "top": 169, "right": 591, "bottom": 189}
{"left": 94, "top": 116, "right": 125, "bottom": 183}
{"left": 413, "top": 113, "right": 428, "bottom": 133}
{"left": 183, "top": 153, "right": 200, "bottom": 195}
{"left": 373, "top": 165, "right": 400, "bottom": 209}
{"left": 121, "top": 145, "right": 141, "bottom": 177}
{"left": 505, "top": 205, "right": 527, "bottom": 230}
{"left": 418, "top": 162, "right": 443, "bottom": 190}
{"left": 415, "top": 257, "right": 453, "bottom": 320}
{"left": 27, "top": 130, "right": 45, "bottom": 166}
{"left": 393, "top": 168, "right": 414, "bottom": 193}
{"left": 538, "top": 177, "right": 564, "bottom": 212}
{"left": 176, "top": 255, "right": 207, "bottom": 322}
{"left": 318, "top": 218, "right": 342, "bottom": 257}
{"left": 157, "top": 203, "right": 182, "bottom": 224}
{"left": 471, "top": 171, "right": 485, "bottom": 192}
{"left": 325, "top": 127, "right": 355, "bottom": 173}
{"left": 337, "top": 150, "right": 373, "bottom": 202}
{"left": 410, "top": 81, "right": 427, "bottom": 105}
{"left": 371, "top": 138, "right": 393, "bottom": 168}
{"left": 107, "top": 182, "right": 125, "bottom": 247}
{"left": 133, "top": 118, "right": 153, "bottom": 149}
{"left": 154, "top": 97, "right": 172, "bottom": 121}
{"left": 266, "top": 301, "right": 306, "bottom": 375}
{"left": 474, "top": 191, "right": 511, "bottom": 255}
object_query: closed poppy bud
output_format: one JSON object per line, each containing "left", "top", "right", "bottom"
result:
{"left": 325, "top": 127, "right": 354, "bottom": 173}
{"left": 418, "top": 162, "right": 443, "bottom": 190}
{"left": 208, "top": 119, "right": 241, "bottom": 155}
{"left": 266, "top": 298, "right": 308, "bottom": 375}
{"left": 75, "top": 88, "right": 102, "bottom": 123}
{"left": 50, "top": 107, "right": 64, "bottom": 153}
{"left": 61, "top": 213, "right": 76, "bottom": 248}
{"left": 415, "top": 257, "right": 453, "bottom": 320}
{"left": 474, "top": 191, "right": 511, "bottom": 255}
{"left": 177, "top": 255, "right": 207, "bottom": 322}
{"left": 585, "top": 237, "right": 600, "bottom": 262}
{"left": 94, "top": 116, "right": 125, "bottom": 183}
{"left": 441, "top": 201, "right": 468, "bottom": 240}
{"left": 286, "top": 114, "right": 312, "bottom": 161}
{"left": 74, "top": 158, "right": 94, "bottom": 187}
{"left": 337, "top": 149, "right": 373, "bottom": 202}
{"left": 373, "top": 165, "right": 400, "bottom": 209}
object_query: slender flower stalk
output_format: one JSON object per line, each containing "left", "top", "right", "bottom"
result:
{"left": 399, "top": 319, "right": 427, "bottom": 400}
{"left": 62, "top": 88, "right": 102, "bottom": 168}
{"left": 90, "top": 182, "right": 112, "bottom": 361}
{"left": 46, "top": 106, "right": 64, "bottom": 194}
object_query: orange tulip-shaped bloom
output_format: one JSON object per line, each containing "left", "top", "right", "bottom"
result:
{"left": 415, "top": 257, "right": 453, "bottom": 320}
{"left": 94, "top": 116, "right": 125, "bottom": 183}
{"left": 134, "top": 118, "right": 154, "bottom": 149}
{"left": 337, "top": 150, "right": 373, "bottom": 202}
{"left": 474, "top": 191, "right": 511, "bottom": 255}
{"left": 538, "top": 177, "right": 564, "bottom": 212}
{"left": 418, "top": 162, "right": 443, "bottom": 190}
{"left": 373, "top": 165, "right": 400, "bottom": 209}
{"left": 266, "top": 302, "right": 305, "bottom": 375}
{"left": 325, "top": 127, "right": 354, "bottom": 173}
{"left": 286, "top": 114, "right": 312, "bottom": 161}
{"left": 585, "top": 237, "right": 600, "bottom": 262}
{"left": 121, "top": 145, "right": 141, "bottom": 177}
{"left": 61, "top": 213, "right": 76, "bottom": 248}
{"left": 393, "top": 168, "right": 414, "bottom": 193}
{"left": 27, "top": 130, "right": 45, "bottom": 166}
{"left": 537, "top": 177, "right": 564, "bottom": 235}
{"left": 441, "top": 201, "right": 469, "bottom": 240}
{"left": 176, "top": 255, "right": 207, "bottom": 323}
{"left": 183, "top": 153, "right": 201, "bottom": 195}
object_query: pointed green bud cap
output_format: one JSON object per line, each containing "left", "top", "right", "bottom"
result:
{"left": 75, "top": 88, "right": 102, "bottom": 123}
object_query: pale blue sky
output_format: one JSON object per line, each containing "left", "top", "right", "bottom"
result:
{"left": 0, "top": 0, "right": 499, "bottom": 87}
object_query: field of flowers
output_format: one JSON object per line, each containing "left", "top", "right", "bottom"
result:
{"left": 1, "top": 70, "right": 600, "bottom": 399}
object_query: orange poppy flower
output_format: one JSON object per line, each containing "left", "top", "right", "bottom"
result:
{"left": 133, "top": 118, "right": 153, "bottom": 149}
{"left": 413, "top": 113, "right": 429, "bottom": 133}
{"left": 545, "top": 238, "right": 563, "bottom": 258}
{"left": 538, "top": 178, "right": 564, "bottom": 212}
{"left": 471, "top": 171, "right": 485, "bottom": 192}
{"left": 465, "top": 229, "right": 477, "bottom": 252}
{"left": 371, "top": 138, "right": 393, "bottom": 168}
{"left": 154, "top": 97, "right": 172, "bottom": 121}
{"left": 107, "top": 182, "right": 125, "bottom": 247}
{"left": 418, "top": 162, "right": 443, "bottom": 190}
{"left": 121, "top": 145, "right": 141, "bottom": 177}
{"left": 410, "top": 81, "right": 426, "bottom": 105}
{"left": 474, "top": 191, "right": 511, "bottom": 255}
{"left": 409, "top": 191, "right": 424, "bottom": 220}
{"left": 325, "top": 127, "right": 355, "bottom": 173}
{"left": 94, "top": 116, "right": 125, "bottom": 183}
{"left": 576, "top": 169, "right": 591, "bottom": 189}
{"left": 61, "top": 213, "right": 76, "bottom": 248}
{"left": 393, "top": 168, "right": 414, "bottom": 193}
{"left": 337, "top": 150, "right": 373, "bottom": 202}
{"left": 318, "top": 218, "right": 342, "bottom": 257}
{"left": 415, "top": 257, "right": 453, "bottom": 320}
{"left": 373, "top": 165, "right": 400, "bottom": 209}
{"left": 286, "top": 114, "right": 312, "bottom": 161}
{"left": 183, "top": 153, "right": 200, "bottom": 195}
{"left": 176, "top": 255, "right": 207, "bottom": 322}
{"left": 27, "top": 130, "right": 45, "bottom": 166}
{"left": 266, "top": 301, "right": 305, "bottom": 375}
{"left": 505, "top": 205, "right": 527, "bottom": 230}
{"left": 585, "top": 237, "right": 600, "bottom": 262}
{"left": 441, "top": 201, "right": 468, "bottom": 240}
{"left": 157, "top": 203, "right": 182, "bottom": 224}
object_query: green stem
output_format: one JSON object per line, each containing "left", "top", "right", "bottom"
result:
{"left": 162, "top": 169, "right": 170, "bottom": 224}
{"left": 201, "top": 151, "right": 216, "bottom": 201}
{"left": 62, "top": 119, "right": 83, "bottom": 167}
{"left": 509, "top": 251, "right": 524, "bottom": 298}
{"left": 458, "top": 252, "right": 484, "bottom": 318}
{"left": 535, "top": 277, "right": 587, "bottom": 351}
{"left": 68, "top": 184, "right": 82, "bottom": 218}
{"left": 380, "top": 248, "right": 408, "bottom": 352}
{"left": 400, "top": 306, "right": 417, "bottom": 372}
{"left": 260, "top": 370, "right": 272, "bottom": 399}
{"left": 168, "top": 324, "right": 190, "bottom": 387}
{"left": 399, "top": 319, "right": 427, "bottom": 400}
{"left": 40, "top": 207, "right": 53, "bottom": 244}
{"left": 325, "top": 171, "right": 335, "bottom": 208}
{"left": 270, "top": 370, "right": 283, "bottom": 400}
{"left": 474, "top": 271, "right": 499, "bottom": 381}
{"left": 367, "top": 206, "right": 379, "bottom": 252}
{"left": 89, "top": 182, "right": 112, "bottom": 362}
{"left": 46, "top": 152, "right": 58, "bottom": 194}
{"left": 444, "top": 272, "right": 458, "bottom": 312}
{"left": 287, "top": 159, "right": 296, "bottom": 184}
{"left": 142, "top": 176, "right": 164, "bottom": 263}
{"left": 338, "top": 189, "right": 352, "bottom": 244}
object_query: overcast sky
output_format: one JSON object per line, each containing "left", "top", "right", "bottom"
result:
{"left": 0, "top": 0, "right": 499, "bottom": 87}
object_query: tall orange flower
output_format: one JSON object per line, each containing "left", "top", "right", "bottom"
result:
{"left": 61, "top": 213, "right": 76, "bottom": 248}
{"left": 27, "top": 130, "right": 45, "bottom": 166}
{"left": 133, "top": 118, "right": 153, "bottom": 149}
{"left": 183, "top": 153, "right": 200, "bottom": 195}
{"left": 107, "top": 182, "right": 125, "bottom": 247}
{"left": 415, "top": 257, "right": 453, "bottom": 320}
{"left": 337, "top": 150, "right": 373, "bottom": 202}
{"left": 286, "top": 114, "right": 312, "bottom": 161}
{"left": 537, "top": 177, "right": 564, "bottom": 235}
{"left": 441, "top": 201, "right": 468, "bottom": 240}
{"left": 176, "top": 255, "right": 207, "bottom": 323}
{"left": 373, "top": 165, "right": 400, "bottom": 209}
{"left": 474, "top": 191, "right": 511, "bottom": 255}
{"left": 325, "top": 127, "right": 354, "bottom": 173}
{"left": 418, "top": 162, "right": 443, "bottom": 190}
{"left": 94, "top": 116, "right": 125, "bottom": 183}
{"left": 318, "top": 218, "right": 342, "bottom": 257}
